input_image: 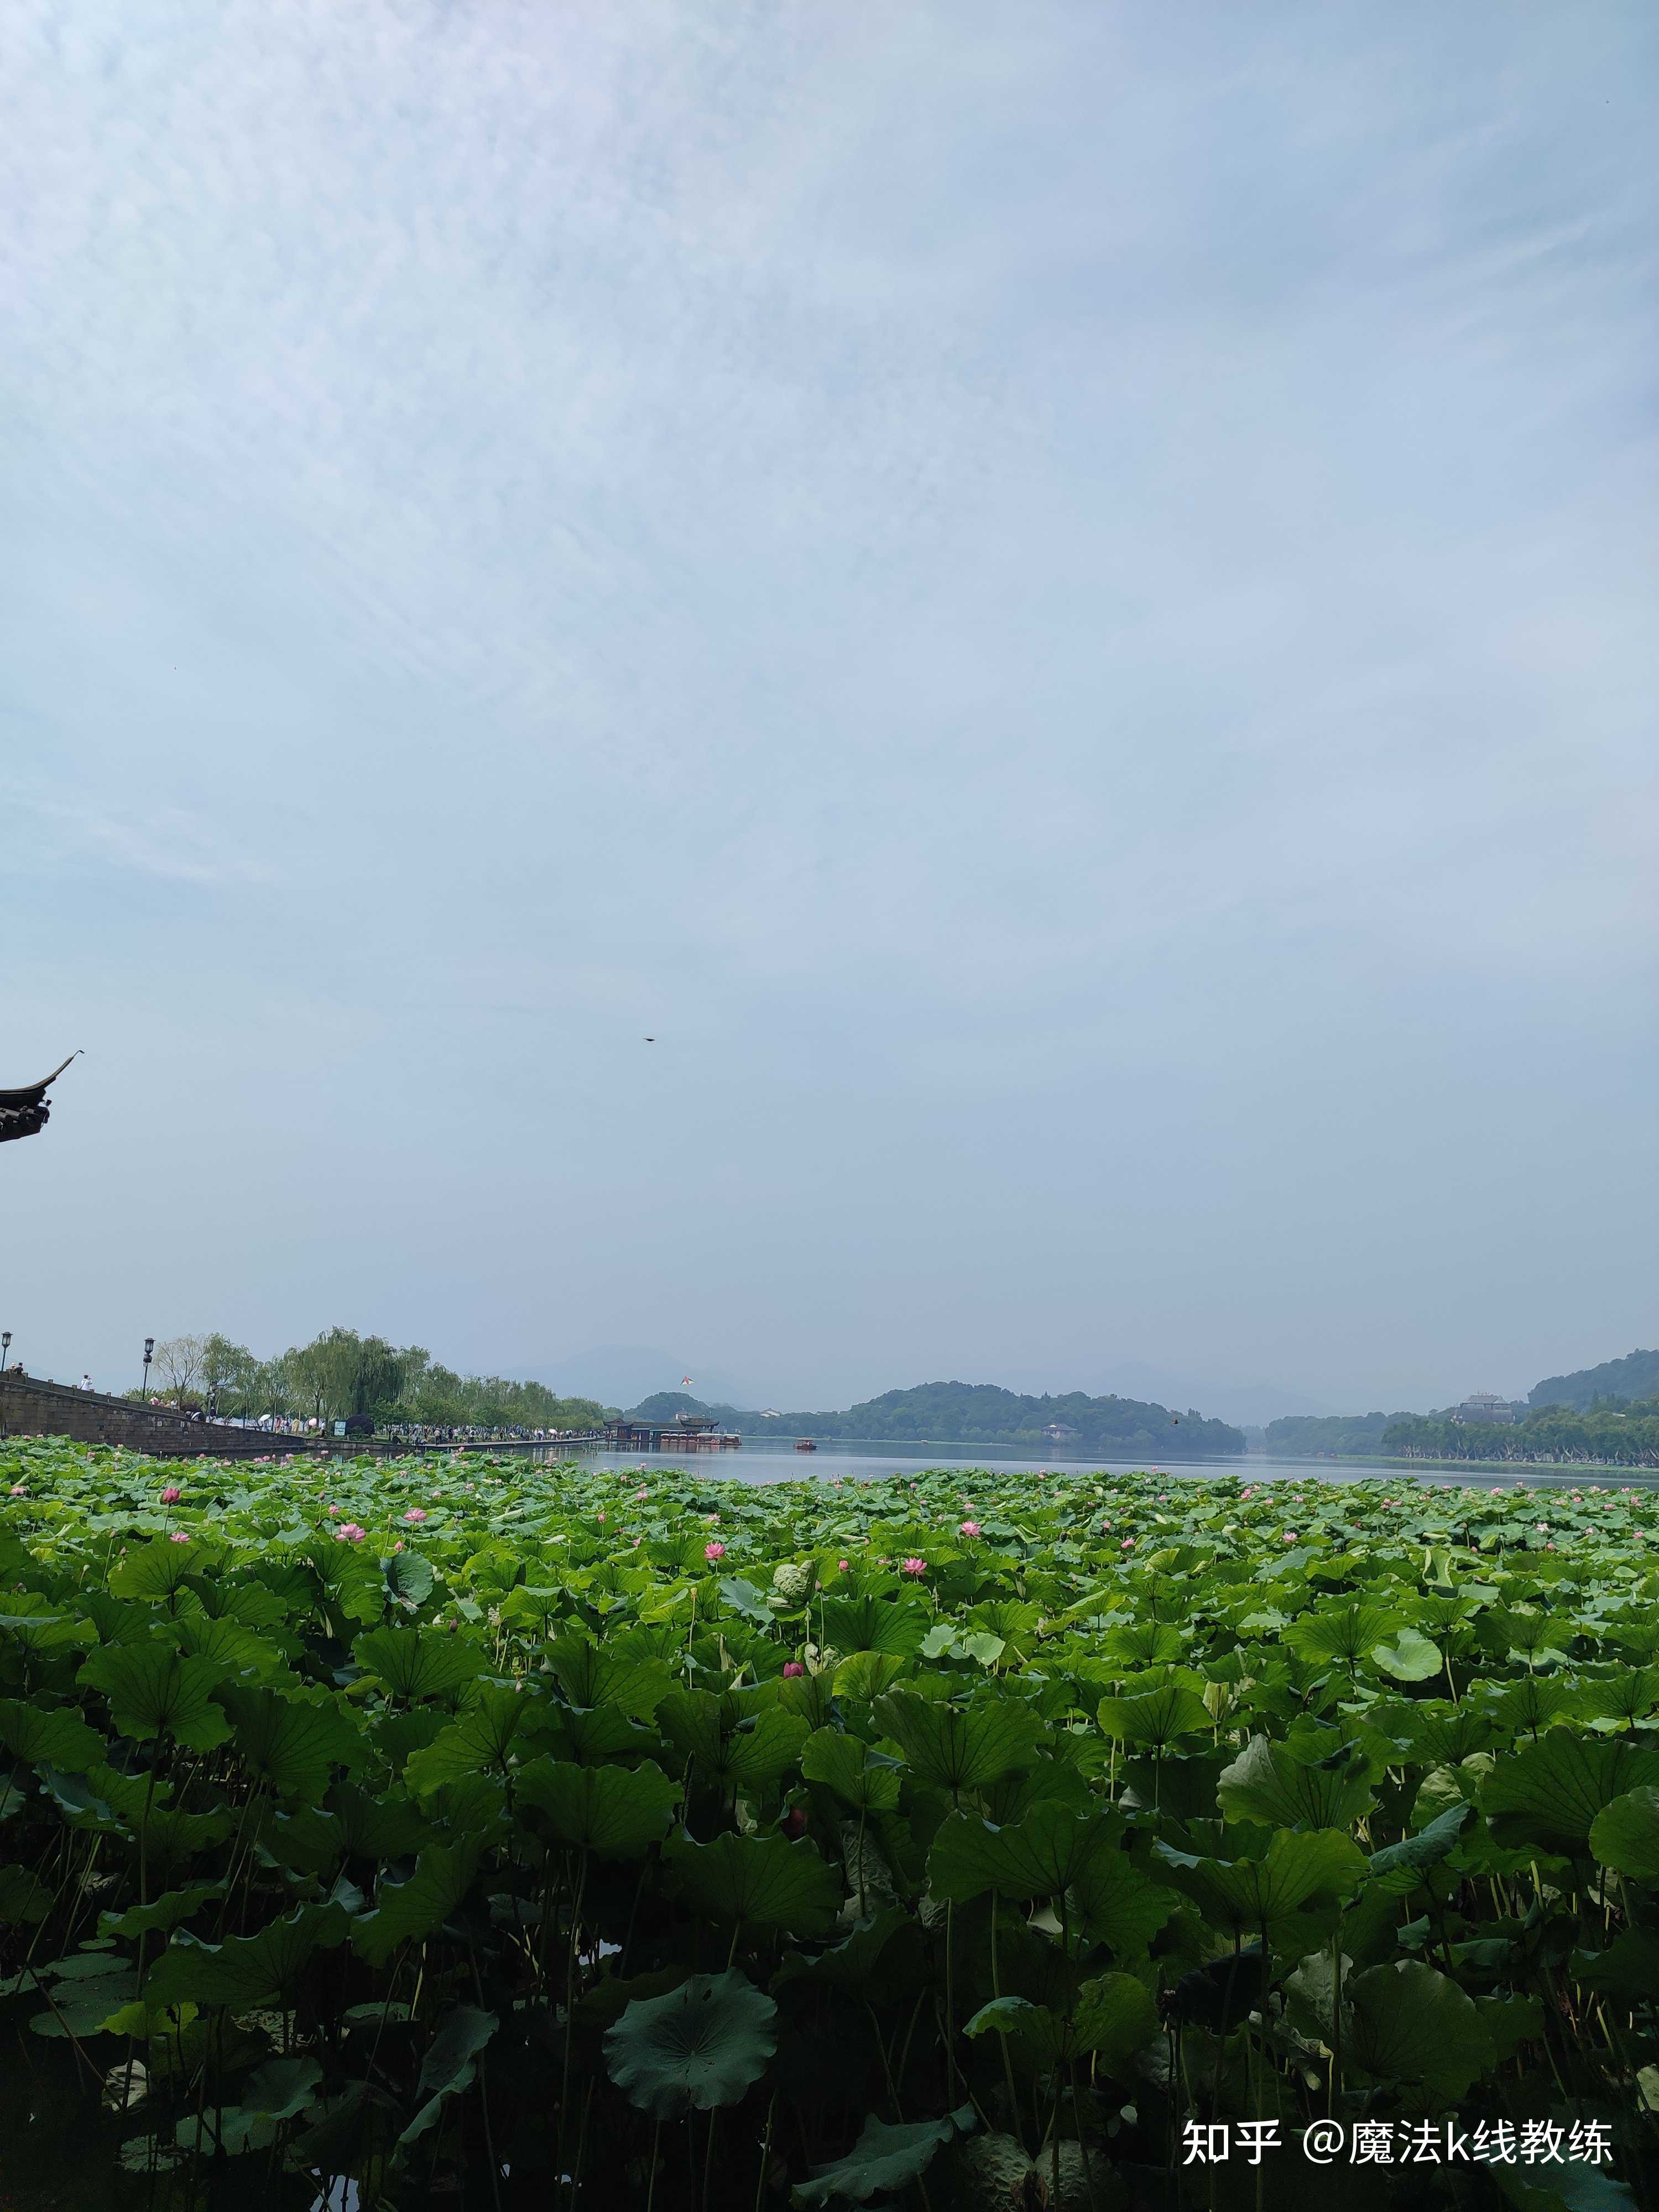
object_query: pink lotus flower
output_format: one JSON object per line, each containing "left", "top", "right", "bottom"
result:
{"left": 337, "top": 1522, "right": 367, "bottom": 1543}
{"left": 327, "top": 1505, "right": 340, "bottom": 1517}
{"left": 958, "top": 1520, "right": 980, "bottom": 1538}
{"left": 597, "top": 1512, "right": 607, "bottom": 1524}
{"left": 1120, "top": 1536, "right": 1135, "bottom": 1549}
{"left": 1282, "top": 1532, "right": 1297, "bottom": 1543}
{"left": 160, "top": 1486, "right": 182, "bottom": 1505}
{"left": 8, "top": 1484, "right": 25, "bottom": 1498}
{"left": 705, "top": 1541, "right": 726, "bottom": 1561}
{"left": 403, "top": 1507, "right": 427, "bottom": 1523}
{"left": 169, "top": 1531, "right": 190, "bottom": 1545}
{"left": 837, "top": 1558, "right": 848, "bottom": 1572}
{"left": 782, "top": 1661, "right": 805, "bottom": 1678}
{"left": 901, "top": 1557, "right": 926, "bottom": 1577}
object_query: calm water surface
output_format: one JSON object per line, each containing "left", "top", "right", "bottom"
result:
{"left": 551, "top": 1442, "right": 1656, "bottom": 1491}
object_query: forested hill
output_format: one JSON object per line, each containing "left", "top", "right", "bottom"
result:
{"left": 630, "top": 1381, "right": 1245, "bottom": 1455}
{"left": 1529, "top": 1348, "right": 1659, "bottom": 1411}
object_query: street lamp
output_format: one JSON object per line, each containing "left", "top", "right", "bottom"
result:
{"left": 142, "top": 1337, "right": 154, "bottom": 1397}
{"left": 1, "top": 1331, "right": 11, "bottom": 1370}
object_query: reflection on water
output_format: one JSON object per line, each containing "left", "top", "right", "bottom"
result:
{"left": 547, "top": 1442, "right": 1657, "bottom": 1490}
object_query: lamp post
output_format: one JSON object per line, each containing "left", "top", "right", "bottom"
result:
{"left": 1, "top": 1331, "right": 11, "bottom": 1370}
{"left": 142, "top": 1337, "right": 154, "bottom": 1399}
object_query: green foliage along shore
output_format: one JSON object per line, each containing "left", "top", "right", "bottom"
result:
{"left": 1530, "top": 1348, "right": 1659, "bottom": 1412}
{"left": 635, "top": 1379, "right": 1246, "bottom": 1456}
{"left": 2, "top": 1442, "right": 1656, "bottom": 2206}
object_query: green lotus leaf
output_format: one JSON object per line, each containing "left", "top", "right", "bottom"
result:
{"left": 172, "top": 1613, "right": 286, "bottom": 1682}
{"left": 773, "top": 1906, "right": 921, "bottom": 1995}
{"left": 78, "top": 1645, "right": 233, "bottom": 1751}
{"left": 717, "top": 1577, "right": 776, "bottom": 1626}
{"left": 1099, "top": 1620, "right": 1185, "bottom": 1671}
{"left": 604, "top": 1970, "right": 777, "bottom": 2119}
{"left": 1589, "top": 1786, "right": 1659, "bottom": 1882}
{"left": 794, "top": 2105, "right": 975, "bottom": 2207}
{"left": 1369, "top": 1627, "right": 1444, "bottom": 1682}
{"left": 874, "top": 1691, "right": 1042, "bottom": 1792}
{"left": 515, "top": 1758, "right": 680, "bottom": 1858}
{"left": 217, "top": 1684, "right": 363, "bottom": 1799}
{"left": 399, "top": 2004, "right": 498, "bottom": 2145}
{"left": 109, "top": 1541, "right": 205, "bottom": 1600}
{"left": 1569, "top": 1929, "right": 1659, "bottom": 1997}
{"left": 1095, "top": 1684, "right": 1212, "bottom": 1751}
{"left": 322, "top": 1781, "right": 432, "bottom": 1861}
{"left": 100, "top": 1884, "right": 223, "bottom": 1939}
{"left": 1483, "top": 1734, "right": 1659, "bottom": 1855}
{"left": 384, "top": 1551, "right": 435, "bottom": 1610}
{"left": 0, "top": 1697, "right": 106, "bottom": 1773}
{"left": 144, "top": 1903, "right": 351, "bottom": 2008}
{"left": 403, "top": 1686, "right": 555, "bottom": 1794}
{"left": 665, "top": 1829, "right": 841, "bottom": 1936}
{"left": 1281, "top": 1604, "right": 1399, "bottom": 1668}
{"left": 180, "top": 2056, "right": 325, "bottom": 2154}
{"left": 833, "top": 1651, "right": 908, "bottom": 1700}
{"left": 800, "top": 1729, "right": 903, "bottom": 1813}
{"left": 1217, "top": 1734, "right": 1376, "bottom": 1831}
{"left": 1153, "top": 1827, "right": 1368, "bottom": 1941}
{"left": 547, "top": 1631, "right": 672, "bottom": 1719}
{"left": 352, "top": 1838, "right": 486, "bottom": 1967}
{"left": 350, "top": 1627, "right": 487, "bottom": 1704}
{"left": 1367, "top": 1802, "right": 1473, "bottom": 1894}
{"left": 1069, "top": 1847, "right": 1178, "bottom": 1958}
{"left": 659, "top": 1689, "right": 809, "bottom": 1791}
{"left": 963, "top": 1973, "right": 1156, "bottom": 2074}
{"left": 927, "top": 1802, "right": 1121, "bottom": 1905}
{"left": 1344, "top": 1959, "right": 1496, "bottom": 2099}
{"left": 820, "top": 1596, "right": 930, "bottom": 1661}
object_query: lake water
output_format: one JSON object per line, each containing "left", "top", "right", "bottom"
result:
{"left": 551, "top": 1441, "right": 1655, "bottom": 1491}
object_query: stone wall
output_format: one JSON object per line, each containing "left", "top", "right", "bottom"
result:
{"left": 0, "top": 1373, "right": 325, "bottom": 1458}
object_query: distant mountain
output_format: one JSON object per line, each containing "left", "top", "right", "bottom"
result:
{"left": 629, "top": 1379, "right": 1244, "bottom": 1457}
{"left": 1530, "top": 1349, "right": 1659, "bottom": 1413}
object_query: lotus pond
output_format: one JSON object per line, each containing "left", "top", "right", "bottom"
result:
{"left": 1, "top": 1439, "right": 1657, "bottom": 2212}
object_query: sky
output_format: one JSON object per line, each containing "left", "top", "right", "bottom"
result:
{"left": 3, "top": 1, "right": 1656, "bottom": 1424}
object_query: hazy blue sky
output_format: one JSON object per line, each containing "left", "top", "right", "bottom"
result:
{"left": 4, "top": 2, "right": 1655, "bottom": 1422}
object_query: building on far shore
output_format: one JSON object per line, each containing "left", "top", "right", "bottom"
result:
{"left": 1452, "top": 1391, "right": 1515, "bottom": 1426}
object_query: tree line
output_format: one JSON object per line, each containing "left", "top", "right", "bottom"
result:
{"left": 131, "top": 1327, "right": 608, "bottom": 1433}
{"left": 1380, "top": 1402, "right": 1659, "bottom": 1466}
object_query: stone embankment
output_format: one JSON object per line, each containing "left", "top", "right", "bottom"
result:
{"left": 0, "top": 1373, "right": 324, "bottom": 1457}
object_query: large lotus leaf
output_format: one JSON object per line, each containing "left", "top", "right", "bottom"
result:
{"left": 1154, "top": 1828, "right": 1368, "bottom": 1940}
{"left": 801, "top": 1729, "right": 903, "bottom": 1813}
{"left": 1370, "top": 1627, "right": 1445, "bottom": 1682}
{"left": 352, "top": 1838, "right": 486, "bottom": 1967}
{"left": 109, "top": 1541, "right": 205, "bottom": 1600}
{"left": 1099, "top": 1620, "right": 1185, "bottom": 1671}
{"left": 515, "top": 1758, "right": 680, "bottom": 1858}
{"left": 927, "top": 1803, "right": 1120, "bottom": 1905}
{"left": 0, "top": 1697, "right": 106, "bottom": 1772}
{"left": 1491, "top": 1675, "right": 1582, "bottom": 1737}
{"left": 78, "top": 1644, "right": 233, "bottom": 1751}
{"left": 963, "top": 1973, "right": 1157, "bottom": 2075}
{"left": 324, "top": 1781, "right": 432, "bottom": 1862}
{"left": 1570, "top": 1929, "right": 1659, "bottom": 1997}
{"left": 1367, "top": 1802, "right": 1473, "bottom": 1895}
{"left": 0, "top": 1599, "right": 84, "bottom": 1658}
{"left": 717, "top": 1577, "right": 776, "bottom": 1626}
{"left": 0, "top": 1864, "right": 51, "bottom": 1924}
{"left": 217, "top": 1684, "right": 363, "bottom": 1800}
{"left": 398, "top": 2005, "right": 498, "bottom": 2146}
{"left": 873, "top": 1691, "right": 1042, "bottom": 1793}
{"left": 1483, "top": 1734, "right": 1659, "bottom": 1855}
{"left": 144, "top": 1903, "right": 351, "bottom": 2007}
{"left": 350, "top": 1627, "right": 486, "bottom": 1704}
{"left": 305, "top": 1543, "right": 385, "bottom": 1627}
{"left": 820, "top": 1596, "right": 930, "bottom": 1661}
{"left": 384, "top": 1551, "right": 435, "bottom": 1611}
{"left": 173, "top": 1613, "right": 288, "bottom": 1682}
{"left": 403, "top": 1686, "right": 556, "bottom": 1794}
{"left": 1068, "top": 1847, "right": 1179, "bottom": 1958}
{"left": 1217, "top": 1735, "right": 1376, "bottom": 1832}
{"left": 547, "top": 1631, "right": 672, "bottom": 1719}
{"left": 1281, "top": 1604, "right": 1399, "bottom": 1668}
{"left": 100, "top": 1884, "right": 223, "bottom": 1939}
{"left": 181, "top": 2056, "right": 324, "bottom": 2154}
{"left": 832, "top": 1651, "right": 908, "bottom": 1700}
{"left": 945, "top": 2135, "right": 1109, "bottom": 2212}
{"left": 665, "top": 1829, "right": 841, "bottom": 1936}
{"left": 794, "top": 2106, "right": 974, "bottom": 2207}
{"left": 773, "top": 1906, "right": 922, "bottom": 1996}
{"left": 659, "top": 1689, "right": 809, "bottom": 1792}
{"left": 1095, "top": 1684, "right": 1212, "bottom": 1751}
{"left": 604, "top": 1970, "right": 776, "bottom": 2119}
{"left": 1589, "top": 1787, "right": 1659, "bottom": 1883}
{"left": 1345, "top": 1959, "right": 1496, "bottom": 2100}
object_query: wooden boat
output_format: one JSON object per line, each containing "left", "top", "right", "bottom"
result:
{"left": 794, "top": 1438, "right": 817, "bottom": 1452}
